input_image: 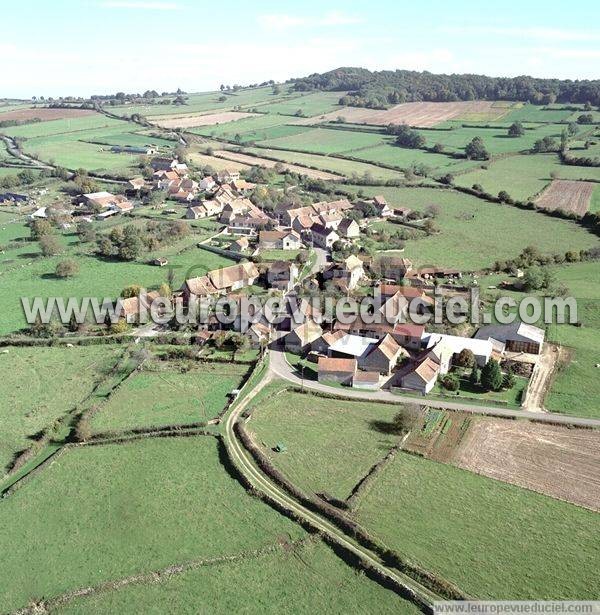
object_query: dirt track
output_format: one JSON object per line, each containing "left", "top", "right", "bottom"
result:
{"left": 454, "top": 419, "right": 600, "bottom": 511}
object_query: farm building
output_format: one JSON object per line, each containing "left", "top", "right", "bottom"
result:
{"left": 311, "top": 329, "right": 346, "bottom": 355}
{"left": 82, "top": 191, "right": 131, "bottom": 211}
{"left": 361, "top": 334, "right": 406, "bottom": 376}
{"left": 328, "top": 334, "right": 378, "bottom": 365}
{"left": 0, "top": 192, "right": 28, "bottom": 204}
{"left": 424, "top": 333, "right": 496, "bottom": 374}
{"left": 352, "top": 370, "right": 381, "bottom": 390}
{"left": 474, "top": 322, "right": 545, "bottom": 354}
{"left": 317, "top": 357, "right": 357, "bottom": 385}
{"left": 377, "top": 256, "right": 413, "bottom": 281}
{"left": 391, "top": 323, "right": 425, "bottom": 350}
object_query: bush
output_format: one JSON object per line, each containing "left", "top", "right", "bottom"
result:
{"left": 55, "top": 259, "right": 80, "bottom": 278}
{"left": 442, "top": 373, "right": 460, "bottom": 391}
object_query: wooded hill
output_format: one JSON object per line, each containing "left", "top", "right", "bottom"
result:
{"left": 291, "top": 67, "right": 600, "bottom": 109}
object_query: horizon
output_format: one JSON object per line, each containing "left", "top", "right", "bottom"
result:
{"left": 3, "top": 0, "right": 600, "bottom": 98}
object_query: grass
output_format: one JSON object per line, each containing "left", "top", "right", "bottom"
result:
{"left": 259, "top": 91, "right": 346, "bottom": 117}
{"left": 259, "top": 127, "right": 387, "bottom": 155}
{"left": 501, "top": 105, "right": 574, "bottom": 124}
{"left": 0, "top": 437, "right": 305, "bottom": 612}
{"left": 454, "top": 153, "right": 600, "bottom": 201}
{"left": 248, "top": 389, "right": 402, "bottom": 500}
{"left": 55, "top": 539, "right": 415, "bottom": 614}
{"left": 356, "top": 451, "right": 600, "bottom": 599}
{"left": 432, "top": 373, "right": 527, "bottom": 408}
{"left": 0, "top": 345, "right": 122, "bottom": 473}
{"left": 259, "top": 248, "right": 301, "bottom": 261}
{"left": 343, "top": 185, "right": 598, "bottom": 270}
{"left": 91, "top": 362, "right": 248, "bottom": 432}
{"left": 590, "top": 184, "right": 600, "bottom": 213}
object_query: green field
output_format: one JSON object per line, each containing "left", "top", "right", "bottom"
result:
{"left": 259, "top": 127, "right": 387, "bottom": 155}
{"left": 91, "top": 362, "right": 248, "bottom": 432}
{"left": 191, "top": 113, "right": 297, "bottom": 141}
{"left": 356, "top": 451, "right": 600, "bottom": 599}
{"left": 0, "top": 345, "right": 122, "bottom": 472}
{"left": 0, "top": 437, "right": 305, "bottom": 612}
{"left": 248, "top": 389, "right": 401, "bottom": 500}
{"left": 455, "top": 153, "right": 600, "bottom": 201}
{"left": 545, "top": 261, "right": 600, "bottom": 417}
{"left": 345, "top": 185, "right": 598, "bottom": 270}
{"left": 258, "top": 91, "right": 346, "bottom": 117}
{"left": 56, "top": 540, "right": 414, "bottom": 614}
{"left": 0, "top": 227, "right": 233, "bottom": 334}
{"left": 501, "top": 105, "right": 574, "bottom": 124}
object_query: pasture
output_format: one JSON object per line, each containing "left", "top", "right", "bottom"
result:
{"left": 91, "top": 362, "right": 248, "bottom": 433}
{"left": 356, "top": 451, "right": 600, "bottom": 599}
{"left": 248, "top": 389, "right": 402, "bottom": 500}
{"left": 0, "top": 345, "right": 122, "bottom": 473}
{"left": 258, "top": 90, "right": 345, "bottom": 117}
{"left": 0, "top": 437, "right": 304, "bottom": 612}
{"left": 55, "top": 540, "right": 413, "bottom": 614}
{"left": 346, "top": 185, "right": 598, "bottom": 270}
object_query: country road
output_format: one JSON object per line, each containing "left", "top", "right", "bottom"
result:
{"left": 222, "top": 365, "right": 440, "bottom": 611}
{"left": 268, "top": 347, "right": 600, "bottom": 428}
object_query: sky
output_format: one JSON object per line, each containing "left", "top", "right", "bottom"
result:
{"left": 3, "top": 0, "right": 600, "bottom": 98}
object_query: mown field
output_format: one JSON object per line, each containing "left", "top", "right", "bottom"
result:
{"left": 356, "top": 451, "right": 600, "bottom": 599}
{"left": 55, "top": 540, "right": 414, "bottom": 614}
{"left": 345, "top": 185, "right": 598, "bottom": 270}
{"left": 0, "top": 345, "right": 122, "bottom": 472}
{"left": 258, "top": 90, "right": 345, "bottom": 117}
{"left": 455, "top": 153, "right": 600, "bottom": 201}
{"left": 0, "top": 437, "right": 306, "bottom": 612}
{"left": 248, "top": 388, "right": 401, "bottom": 500}
{"left": 91, "top": 362, "right": 248, "bottom": 432}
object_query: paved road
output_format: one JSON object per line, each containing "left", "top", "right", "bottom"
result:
{"left": 269, "top": 348, "right": 600, "bottom": 428}
{"left": 222, "top": 372, "right": 439, "bottom": 610}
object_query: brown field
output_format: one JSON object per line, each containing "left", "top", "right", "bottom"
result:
{"left": 0, "top": 107, "right": 98, "bottom": 122}
{"left": 153, "top": 111, "right": 258, "bottom": 129}
{"left": 188, "top": 152, "right": 251, "bottom": 172}
{"left": 454, "top": 419, "right": 600, "bottom": 511}
{"left": 295, "top": 100, "right": 510, "bottom": 128}
{"left": 535, "top": 179, "right": 595, "bottom": 215}
{"left": 213, "top": 150, "right": 343, "bottom": 180}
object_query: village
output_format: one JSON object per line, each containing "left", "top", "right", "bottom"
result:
{"left": 19, "top": 154, "right": 543, "bottom": 404}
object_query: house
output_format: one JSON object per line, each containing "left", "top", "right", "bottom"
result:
{"left": 152, "top": 257, "right": 168, "bottom": 267}
{"left": 151, "top": 157, "right": 188, "bottom": 176}
{"left": 0, "top": 192, "right": 28, "bottom": 204}
{"left": 310, "top": 224, "right": 339, "bottom": 249}
{"left": 117, "top": 290, "right": 162, "bottom": 324}
{"left": 216, "top": 170, "right": 240, "bottom": 183}
{"left": 229, "top": 237, "right": 249, "bottom": 253}
{"left": 127, "top": 177, "right": 147, "bottom": 191}
{"left": 180, "top": 275, "right": 219, "bottom": 302}
{"left": 361, "top": 334, "right": 406, "bottom": 376}
{"left": 372, "top": 195, "right": 393, "bottom": 217}
{"left": 199, "top": 176, "right": 216, "bottom": 191}
{"left": 328, "top": 334, "right": 378, "bottom": 365}
{"left": 208, "top": 262, "right": 260, "bottom": 292}
{"left": 267, "top": 261, "right": 299, "bottom": 292}
{"left": 400, "top": 357, "right": 440, "bottom": 395}
{"left": 312, "top": 198, "right": 353, "bottom": 215}
{"left": 424, "top": 333, "right": 495, "bottom": 374}
{"left": 352, "top": 370, "right": 380, "bottom": 390}
{"left": 292, "top": 214, "right": 316, "bottom": 234}
{"left": 259, "top": 230, "right": 302, "bottom": 251}
{"left": 377, "top": 256, "right": 413, "bottom": 281}
{"left": 186, "top": 206, "right": 208, "bottom": 220}
{"left": 310, "top": 329, "right": 346, "bottom": 355}
{"left": 323, "top": 255, "right": 364, "bottom": 291}
{"left": 231, "top": 179, "right": 256, "bottom": 193}
{"left": 247, "top": 322, "right": 270, "bottom": 348}
{"left": 378, "top": 285, "right": 434, "bottom": 312}
{"left": 393, "top": 206, "right": 412, "bottom": 219}
{"left": 113, "top": 200, "right": 134, "bottom": 213}
{"left": 317, "top": 357, "right": 357, "bottom": 385}
{"left": 285, "top": 321, "right": 323, "bottom": 353}
{"left": 391, "top": 323, "right": 425, "bottom": 350}
{"left": 337, "top": 218, "right": 360, "bottom": 239}
{"left": 318, "top": 211, "right": 342, "bottom": 230}
{"left": 219, "top": 198, "right": 262, "bottom": 224}
{"left": 228, "top": 216, "right": 272, "bottom": 236}
{"left": 474, "top": 322, "right": 544, "bottom": 354}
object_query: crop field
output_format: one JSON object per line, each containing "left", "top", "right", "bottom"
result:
{"left": 295, "top": 100, "right": 512, "bottom": 127}
{"left": 212, "top": 150, "right": 343, "bottom": 180}
{"left": 54, "top": 540, "right": 413, "bottom": 614}
{"left": 344, "top": 185, "right": 598, "bottom": 270}
{"left": 242, "top": 146, "right": 405, "bottom": 180}
{"left": 356, "top": 451, "right": 600, "bottom": 599}
{"left": 0, "top": 437, "right": 305, "bottom": 612}
{"left": 0, "top": 107, "right": 98, "bottom": 123}
{"left": 501, "top": 105, "right": 574, "bottom": 123}
{"left": 535, "top": 179, "right": 595, "bottom": 215}
{"left": 453, "top": 418, "right": 600, "bottom": 511}
{"left": 259, "top": 127, "right": 387, "bottom": 155}
{"left": 248, "top": 389, "right": 402, "bottom": 500}
{"left": 455, "top": 153, "right": 600, "bottom": 201}
{"left": 154, "top": 111, "right": 259, "bottom": 129}
{"left": 0, "top": 345, "right": 122, "bottom": 473}
{"left": 91, "top": 362, "right": 248, "bottom": 432}
{"left": 189, "top": 151, "right": 251, "bottom": 172}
